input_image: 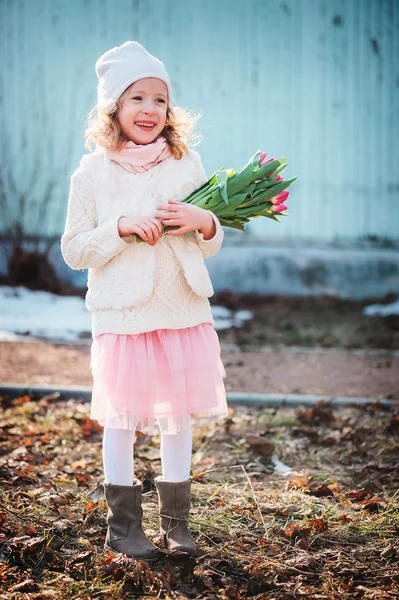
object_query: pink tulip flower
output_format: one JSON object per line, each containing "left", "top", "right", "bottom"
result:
{"left": 271, "top": 204, "right": 288, "bottom": 213}
{"left": 270, "top": 190, "right": 289, "bottom": 205}
{"left": 259, "top": 153, "right": 276, "bottom": 168}
{"left": 276, "top": 190, "right": 289, "bottom": 203}
{"left": 276, "top": 175, "right": 283, "bottom": 181}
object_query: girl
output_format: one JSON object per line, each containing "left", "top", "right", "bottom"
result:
{"left": 61, "top": 41, "right": 228, "bottom": 560}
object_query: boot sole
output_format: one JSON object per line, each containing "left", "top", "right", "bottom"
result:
{"left": 161, "top": 547, "right": 204, "bottom": 560}
{"left": 104, "top": 543, "right": 165, "bottom": 561}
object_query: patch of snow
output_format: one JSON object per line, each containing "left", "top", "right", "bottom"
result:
{"left": 213, "top": 318, "right": 234, "bottom": 331}
{"left": 0, "top": 330, "right": 27, "bottom": 342}
{"left": 213, "top": 306, "right": 253, "bottom": 330}
{"left": 271, "top": 454, "right": 293, "bottom": 473}
{"left": 211, "top": 305, "right": 232, "bottom": 319}
{"left": 235, "top": 310, "right": 253, "bottom": 323}
{"left": 0, "top": 285, "right": 91, "bottom": 342}
{"left": 0, "top": 285, "right": 253, "bottom": 342}
{"left": 363, "top": 299, "right": 399, "bottom": 317}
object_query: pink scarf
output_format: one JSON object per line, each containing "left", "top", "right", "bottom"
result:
{"left": 108, "top": 136, "right": 171, "bottom": 173}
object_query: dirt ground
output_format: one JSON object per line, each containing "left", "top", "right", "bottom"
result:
{"left": 1, "top": 294, "right": 398, "bottom": 399}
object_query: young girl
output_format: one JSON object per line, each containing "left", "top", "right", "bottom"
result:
{"left": 61, "top": 41, "right": 228, "bottom": 560}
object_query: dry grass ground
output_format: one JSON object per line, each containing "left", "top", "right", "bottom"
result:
{"left": 0, "top": 392, "right": 398, "bottom": 599}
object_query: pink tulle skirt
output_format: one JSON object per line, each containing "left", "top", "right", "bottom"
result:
{"left": 89, "top": 323, "right": 228, "bottom": 435}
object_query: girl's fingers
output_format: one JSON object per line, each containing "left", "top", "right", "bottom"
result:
{"left": 156, "top": 202, "right": 181, "bottom": 212}
{"left": 167, "top": 226, "right": 189, "bottom": 236}
{"left": 149, "top": 218, "right": 163, "bottom": 235}
{"left": 135, "top": 226, "right": 148, "bottom": 242}
{"left": 147, "top": 222, "right": 159, "bottom": 239}
{"left": 160, "top": 218, "right": 182, "bottom": 226}
{"left": 156, "top": 205, "right": 172, "bottom": 212}
{"left": 161, "top": 215, "right": 184, "bottom": 225}
{"left": 143, "top": 223, "right": 155, "bottom": 243}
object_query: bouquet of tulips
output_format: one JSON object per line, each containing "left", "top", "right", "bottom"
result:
{"left": 172, "top": 150, "right": 296, "bottom": 231}
{"left": 136, "top": 150, "right": 296, "bottom": 241}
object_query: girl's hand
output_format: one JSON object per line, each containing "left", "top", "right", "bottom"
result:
{"left": 118, "top": 216, "right": 163, "bottom": 246}
{"left": 154, "top": 200, "right": 212, "bottom": 237}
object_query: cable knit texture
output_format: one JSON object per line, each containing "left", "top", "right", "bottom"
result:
{"left": 61, "top": 147, "right": 224, "bottom": 337}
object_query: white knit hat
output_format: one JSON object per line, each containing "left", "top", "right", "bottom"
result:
{"left": 95, "top": 41, "right": 174, "bottom": 111}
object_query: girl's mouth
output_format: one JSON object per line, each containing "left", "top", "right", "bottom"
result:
{"left": 135, "top": 122, "right": 156, "bottom": 132}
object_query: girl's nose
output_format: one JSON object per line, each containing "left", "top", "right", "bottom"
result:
{"left": 142, "top": 101, "right": 157, "bottom": 114}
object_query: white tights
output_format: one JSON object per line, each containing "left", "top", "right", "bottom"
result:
{"left": 102, "top": 418, "right": 193, "bottom": 485}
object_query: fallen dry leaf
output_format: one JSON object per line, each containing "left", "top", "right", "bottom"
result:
{"left": 244, "top": 435, "right": 275, "bottom": 457}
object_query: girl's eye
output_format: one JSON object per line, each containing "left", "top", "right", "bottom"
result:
{"left": 131, "top": 96, "right": 165, "bottom": 103}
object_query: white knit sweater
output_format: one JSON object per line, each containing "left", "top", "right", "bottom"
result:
{"left": 61, "top": 147, "right": 224, "bottom": 337}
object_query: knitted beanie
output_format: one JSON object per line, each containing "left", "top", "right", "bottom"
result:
{"left": 95, "top": 41, "right": 174, "bottom": 111}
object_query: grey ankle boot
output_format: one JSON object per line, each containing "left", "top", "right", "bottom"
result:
{"left": 103, "top": 479, "right": 161, "bottom": 560}
{"left": 155, "top": 477, "right": 202, "bottom": 556}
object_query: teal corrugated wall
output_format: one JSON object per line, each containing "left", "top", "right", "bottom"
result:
{"left": 0, "top": 0, "right": 398, "bottom": 243}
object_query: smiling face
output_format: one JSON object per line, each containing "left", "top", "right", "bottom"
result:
{"left": 116, "top": 78, "right": 168, "bottom": 145}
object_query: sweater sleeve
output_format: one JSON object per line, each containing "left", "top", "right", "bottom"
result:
{"left": 190, "top": 150, "right": 224, "bottom": 259}
{"left": 60, "top": 167, "right": 135, "bottom": 271}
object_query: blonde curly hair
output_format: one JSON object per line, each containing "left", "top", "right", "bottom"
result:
{"left": 84, "top": 84, "right": 202, "bottom": 159}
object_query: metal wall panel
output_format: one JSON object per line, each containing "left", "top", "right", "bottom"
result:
{"left": 0, "top": 0, "right": 398, "bottom": 243}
